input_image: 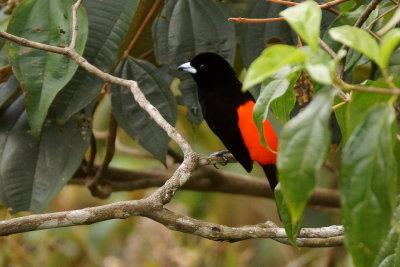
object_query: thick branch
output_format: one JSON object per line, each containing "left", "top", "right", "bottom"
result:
{"left": 71, "top": 165, "right": 340, "bottom": 209}
{"left": 0, "top": 203, "right": 343, "bottom": 247}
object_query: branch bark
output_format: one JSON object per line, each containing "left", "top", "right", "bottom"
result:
{"left": 0, "top": 203, "right": 343, "bottom": 247}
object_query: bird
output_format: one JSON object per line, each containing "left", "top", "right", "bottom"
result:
{"left": 178, "top": 52, "right": 279, "bottom": 192}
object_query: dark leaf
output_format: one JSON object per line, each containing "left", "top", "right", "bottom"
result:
{"left": 7, "top": 0, "right": 88, "bottom": 136}
{"left": 153, "top": 0, "right": 236, "bottom": 66}
{"left": 0, "top": 94, "right": 91, "bottom": 212}
{"left": 53, "top": 0, "right": 140, "bottom": 123}
{"left": 111, "top": 58, "right": 177, "bottom": 163}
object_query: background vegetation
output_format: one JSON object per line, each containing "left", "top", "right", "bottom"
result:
{"left": 0, "top": 0, "right": 399, "bottom": 266}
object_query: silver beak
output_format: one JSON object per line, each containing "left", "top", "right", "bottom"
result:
{"left": 177, "top": 62, "right": 197, "bottom": 74}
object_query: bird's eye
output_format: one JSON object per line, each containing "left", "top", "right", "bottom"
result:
{"left": 199, "top": 64, "right": 206, "bottom": 70}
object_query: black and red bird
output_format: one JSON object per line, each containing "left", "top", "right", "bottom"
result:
{"left": 178, "top": 52, "right": 279, "bottom": 192}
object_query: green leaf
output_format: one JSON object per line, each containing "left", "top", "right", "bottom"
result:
{"left": 329, "top": 26, "right": 382, "bottom": 68}
{"left": 254, "top": 79, "right": 290, "bottom": 148}
{"left": 7, "top": 0, "right": 88, "bottom": 136}
{"left": 280, "top": 1, "right": 321, "bottom": 52}
{"left": 0, "top": 94, "right": 91, "bottom": 212}
{"left": 380, "top": 29, "right": 400, "bottom": 70}
{"left": 268, "top": 68, "right": 299, "bottom": 123}
{"left": 270, "top": 82, "right": 296, "bottom": 123}
{"left": 111, "top": 58, "right": 177, "bottom": 163}
{"left": 346, "top": 83, "right": 391, "bottom": 138}
{"left": 275, "top": 185, "right": 303, "bottom": 245}
{"left": 374, "top": 229, "right": 400, "bottom": 267}
{"left": 322, "top": 6, "right": 364, "bottom": 52}
{"left": 333, "top": 95, "right": 348, "bottom": 142}
{"left": 243, "top": 45, "right": 307, "bottom": 89}
{"left": 153, "top": 0, "right": 236, "bottom": 65}
{"left": 277, "top": 88, "right": 337, "bottom": 223}
{"left": 53, "top": 0, "right": 140, "bottom": 123}
{"left": 0, "top": 75, "right": 20, "bottom": 110}
{"left": 305, "top": 48, "right": 335, "bottom": 85}
{"left": 340, "top": 104, "right": 397, "bottom": 267}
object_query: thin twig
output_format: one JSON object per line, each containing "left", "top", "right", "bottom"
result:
{"left": 124, "top": 0, "right": 163, "bottom": 57}
{"left": 366, "top": 4, "right": 399, "bottom": 30}
{"left": 228, "top": 17, "right": 285, "bottom": 23}
{"left": 354, "top": 0, "right": 383, "bottom": 27}
{"left": 319, "top": 39, "right": 337, "bottom": 58}
{"left": 266, "top": 0, "right": 345, "bottom": 14}
{"left": 86, "top": 133, "right": 97, "bottom": 176}
{"left": 69, "top": 0, "right": 83, "bottom": 49}
{"left": 87, "top": 115, "right": 118, "bottom": 198}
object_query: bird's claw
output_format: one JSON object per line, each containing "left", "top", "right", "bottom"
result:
{"left": 210, "top": 150, "right": 230, "bottom": 168}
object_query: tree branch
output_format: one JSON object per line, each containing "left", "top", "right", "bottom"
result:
{"left": 71, "top": 165, "right": 341, "bottom": 209}
{"left": 0, "top": 203, "right": 343, "bottom": 247}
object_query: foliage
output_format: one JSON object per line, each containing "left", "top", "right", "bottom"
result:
{"left": 0, "top": 0, "right": 399, "bottom": 266}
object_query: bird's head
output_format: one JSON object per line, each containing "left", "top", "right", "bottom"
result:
{"left": 178, "top": 52, "right": 239, "bottom": 89}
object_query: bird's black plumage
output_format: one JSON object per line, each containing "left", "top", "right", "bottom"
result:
{"left": 178, "top": 52, "right": 278, "bottom": 191}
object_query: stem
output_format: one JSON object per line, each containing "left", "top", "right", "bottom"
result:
{"left": 124, "top": 0, "right": 163, "bottom": 57}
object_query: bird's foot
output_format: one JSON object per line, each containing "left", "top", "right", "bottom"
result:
{"left": 210, "top": 150, "right": 231, "bottom": 168}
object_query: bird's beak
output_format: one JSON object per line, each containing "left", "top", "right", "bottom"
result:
{"left": 177, "top": 62, "right": 197, "bottom": 74}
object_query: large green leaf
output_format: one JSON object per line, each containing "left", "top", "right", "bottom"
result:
{"left": 111, "top": 58, "right": 177, "bottom": 163}
{"left": 329, "top": 26, "right": 382, "bottom": 68}
{"left": 0, "top": 94, "right": 91, "bottom": 212}
{"left": 7, "top": 0, "right": 88, "bottom": 136}
{"left": 243, "top": 45, "right": 307, "bottom": 89}
{"left": 277, "top": 88, "right": 337, "bottom": 223}
{"left": 53, "top": 0, "right": 140, "bottom": 123}
{"left": 340, "top": 104, "right": 396, "bottom": 267}
{"left": 280, "top": 1, "right": 321, "bottom": 52}
{"left": 153, "top": 0, "right": 236, "bottom": 66}
{"left": 345, "top": 81, "right": 391, "bottom": 138}
{"left": 380, "top": 29, "right": 400, "bottom": 70}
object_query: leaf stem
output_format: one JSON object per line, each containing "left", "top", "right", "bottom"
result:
{"left": 336, "top": 79, "right": 400, "bottom": 95}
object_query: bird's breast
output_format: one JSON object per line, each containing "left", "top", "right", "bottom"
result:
{"left": 236, "top": 100, "right": 278, "bottom": 165}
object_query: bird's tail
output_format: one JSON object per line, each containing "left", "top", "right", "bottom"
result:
{"left": 261, "top": 164, "right": 278, "bottom": 192}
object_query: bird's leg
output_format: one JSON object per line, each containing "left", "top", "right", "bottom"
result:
{"left": 210, "top": 150, "right": 231, "bottom": 168}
